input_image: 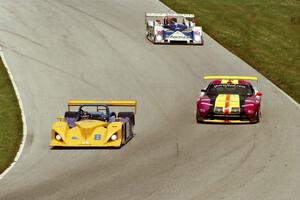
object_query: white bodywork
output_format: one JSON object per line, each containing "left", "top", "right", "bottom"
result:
{"left": 145, "top": 13, "right": 204, "bottom": 45}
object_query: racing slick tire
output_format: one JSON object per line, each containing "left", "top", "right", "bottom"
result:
{"left": 121, "top": 125, "right": 126, "bottom": 145}
{"left": 250, "top": 111, "right": 260, "bottom": 123}
{"left": 196, "top": 111, "right": 203, "bottom": 123}
{"left": 256, "top": 110, "right": 261, "bottom": 123}
{"left": 200, "top": 36, "right": 204, "bottom": 46}
{"left": 118, "top": 112, "right": 135, "bottom": 144}
{"left": 118, "top": 112, "right": 135, "bottom": 126}
{"left": 64, "top": 111, "right": 78, "bottom": 118}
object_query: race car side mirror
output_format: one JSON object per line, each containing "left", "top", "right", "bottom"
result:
{"left": 256, "top": 92, "right": 262, "bottom": 96}
{"left": 200, "top": 89, "right": 206, "bottom": 97}
{"left": 56, "top": 116, "right": 64, "bottom": 121}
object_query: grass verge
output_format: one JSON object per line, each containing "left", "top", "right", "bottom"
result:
{"left": 160, "top": 0, "right": 300, "bottom": 103}
{"left": 0, "top": 57, "right": 22, "bottom": 174}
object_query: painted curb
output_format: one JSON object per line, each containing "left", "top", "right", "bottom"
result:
{"left": 0, "top": 47, "right": 28, "bottom": 180}
{"left": 157, "top": 0, "right": 300, "bottom": 109}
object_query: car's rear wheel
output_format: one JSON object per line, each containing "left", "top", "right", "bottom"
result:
{"left": 118, "top": 112, "right": 135, "bottom": 144}
{"left": 121, "top": 125, "right": 126, "bottom": 145}
{"left": 64, "top": 111, "right": 78, "bottom": 118}
{"left": 118, "top": 112, "right": 135, "bottom": 126}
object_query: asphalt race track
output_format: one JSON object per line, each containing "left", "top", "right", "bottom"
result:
{"left": 0, "top": 1, "right": 300, "bottom": 199}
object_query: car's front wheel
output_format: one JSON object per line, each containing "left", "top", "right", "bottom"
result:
{"left": 121, "top": 125, "right": 126, "bottom": 145}
{"left": 251, "top": 110, "right": 260, "bottom": 123}
{"left": 200, "top": 36, "right": 204, "bottom": 46}
{"left": 257, "top": 110, "right": 261, "bottom": 122}
{"left": 196, "top": 111, "right": 203, "bottom": 123}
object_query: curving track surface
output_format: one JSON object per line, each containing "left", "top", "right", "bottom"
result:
{"left": 0, "top": 1, "right": 300, "bottom": 199}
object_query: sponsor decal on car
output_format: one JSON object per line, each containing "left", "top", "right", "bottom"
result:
{"left": 71, "top": 136, "right": 78, "bottom": 140}
{"left": 94, "top": 134, "right": 101, "bottom": 140}
{"left": 168, "top": 31, "right": 188, "bottom": 40}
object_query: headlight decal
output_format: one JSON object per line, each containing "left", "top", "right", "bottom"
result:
{"left": 110, "top": 134, "right": 117, "bottom": 141}
{"left": 55, "top": 132, "right": 62, "bottom": 141}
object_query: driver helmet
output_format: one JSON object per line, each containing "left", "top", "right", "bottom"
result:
{"left": 81, "top": 111, "right": 89, "bottom": 120}
{"left": 165, "top": 16, "right": 176, "bottom": 25}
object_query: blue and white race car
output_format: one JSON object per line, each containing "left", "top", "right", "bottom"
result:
{"left": 145, "top": 13, "right": 204, "bottom": 45}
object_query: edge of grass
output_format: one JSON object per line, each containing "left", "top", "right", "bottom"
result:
{"left": 160, "top": 0, "right": 300, "bottom": 103}
{"left": 0, "top": 56, "right": 23, "bottom": 174}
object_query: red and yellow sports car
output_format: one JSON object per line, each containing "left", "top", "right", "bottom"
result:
{"left": 196, "top": 76, "right": 262, "bottom": 123}
{"left": 50, "top": 100, "right": 137, "bottom": 148}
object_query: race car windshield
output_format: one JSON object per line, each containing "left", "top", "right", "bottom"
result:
{"left": 79, "top": 105, "right": 110, "bottom": 119}
{"left": 206, "top": 84, "right": 253, "bottom": 96}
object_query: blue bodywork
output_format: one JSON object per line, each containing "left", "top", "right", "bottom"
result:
{"left": 169, "top": 23, "right": 187, "bottom": 32}
{"left": 163, "top": 23, "right": 193, "bottom": 40}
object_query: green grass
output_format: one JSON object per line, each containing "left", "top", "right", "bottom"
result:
{"left": 161, "top": 0, "right": 300, "bottom": 103}
{"left": 0, "top": 57, "right": 22, "bottom": 174}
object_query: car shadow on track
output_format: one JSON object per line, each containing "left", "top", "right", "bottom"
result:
{"left": 50, "top": 134, "right": 136, "bottom": 150}
{"left": 198, "top": 122, "right": 259, "bottom": 126}
{"left": 145, "top": 36, "right": 203, "bottom": 46}
{"left": 50, "top": 146, "right": 121, "bottom": 150}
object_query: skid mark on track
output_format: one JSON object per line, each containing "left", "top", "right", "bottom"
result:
{"left": 193, "top": 133, "right": 259, "bottom": 199}
{"left": 45, "top": 0, "right": 125, "bottom": 56}
{"left": 56, "top": 1, "right": 123, "bottom": 33}
{"left": 0, "top": 45, "right": 100, "bottom": 90}
{"left": 0, "top": 29, "right": 44, "bottom": 48}
{"left": 176, "top": 142, "right": 179, "bottom": 158}
{"left": 79, "top": 72, "right": 101, "bottom": 89}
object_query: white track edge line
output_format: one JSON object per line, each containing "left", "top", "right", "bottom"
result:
{"left": 0, "top": 47, "right": 28, "bottom": 180}
{"left": 156, "top": 0, "right": 300, "bottom": 109}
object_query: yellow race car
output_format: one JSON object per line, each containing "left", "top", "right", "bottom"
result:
{"left": 50, "top": 100, "right": 137, "bottom": 148}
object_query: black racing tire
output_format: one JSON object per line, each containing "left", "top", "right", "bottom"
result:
{"left": 200, "top": 36, "right": 204, "bottom": 46}
{"left": 196, "top": 111, "right": 203, "bottom": 123}
{"left": 118, "top": 112, "right": 135, "bottom": 126}
{"left": 121, "top": 125, "right": 126, "bottom": 145}
{"left": 257, "top": 110, "right": 261, "bottom": 123}
{"left": 64, "top": 111, "right": 78, "bottom": 118}
{"left": 250, "top": 111, "right": 260, "bottom": 124}
{"left": 118, "top": 112, "right": 135, "bottom": 144}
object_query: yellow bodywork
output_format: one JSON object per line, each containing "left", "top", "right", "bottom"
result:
{"left": 221, "top": 79, "right": 239, "bottom": 84}
{"left": 214, "top": 94, "right": 240, "bottom": 114}
{"left": 203, "top": 76, "right": 258, "bottom": 81}
{"left": 68, "top": 100, "right": 137, "bottom": 113}
{"left": 203, "top": 119, "right": 250, "bottom": 123}
{"left": 50, "top": 100, "right": 137, "bottom": 148}
{"left": 50, "top": 120, "right": 124, "bottom": 147}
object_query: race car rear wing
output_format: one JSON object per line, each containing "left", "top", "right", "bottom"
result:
{"left": 145, "top": 13, "right": 195, "bottom": 18}
{"left": 203, "top": 76, "right": 258, "bottom": 81}
{"left": 145, "top": 13, "right": 195, "bottom": 24}
{"left": 67, "top": 100, "right": 137, "bottom": 113}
